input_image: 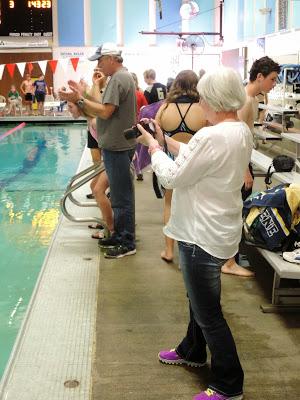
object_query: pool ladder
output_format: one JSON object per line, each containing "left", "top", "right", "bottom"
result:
{"left": 60, "top": 163, "right": 105, "bottom": 226}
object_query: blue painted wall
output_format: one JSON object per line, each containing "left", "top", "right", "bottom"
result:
{"left": 57, "top": 0, "right": 85, "bottom": 46}
{"left": 224, "top": 0, "right": 239, "bottom": 42}
{"left": 266, "top": 0, "right": 276, "bottom": 34}
{"left": 292, "top": 0, "right": 300, "bottom": 29}
{"left": 255, "top": 0, "right": 266, "bottom": 37}
{"left": 90, "top": 0, "right": 117, "bottom": 45}
{"left": 156, "top": 0, "right": 182, "bottom": 46}
{"left": 124, "top": 0, "right": 149, "bottom": 45}
{"left": 189, "top": 0, "right": 214, "bottom": 35}
{"left": 55, "top": 0, "right": 300, "bottom": 48}
{"left": 244, "top": 0, "right": 254, "bottom": 39}
{"left": 237, "top": 0, "right": 244, "bottom": 41}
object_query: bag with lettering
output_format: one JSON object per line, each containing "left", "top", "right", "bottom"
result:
{"left": 242, "top": 183, "right": 300, "bottom": 252}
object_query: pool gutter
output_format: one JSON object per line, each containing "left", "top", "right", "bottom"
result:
{"left": 0, "top": 147, "right": 100, "bottom": 400}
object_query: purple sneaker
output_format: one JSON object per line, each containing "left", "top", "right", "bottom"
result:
{"left": 193, "top": 389, "right": 243, "bottom": 400}
{"left": 158, "top": 349, "right": 206, "bottom": 368}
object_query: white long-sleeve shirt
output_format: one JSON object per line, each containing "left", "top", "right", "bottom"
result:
{"left": 151, "top": 121, "right": 253, "bottom": 259}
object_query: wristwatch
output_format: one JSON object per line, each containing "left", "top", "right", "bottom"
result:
{"left": 76, "top": 98, "right": 85, "bottom": 109}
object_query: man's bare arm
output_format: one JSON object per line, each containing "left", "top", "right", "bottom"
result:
{"left": 58, "top": 86, "right": 115, "bottom": 120}
{"left": 81, "top": 98, "right": 115, "bottom": 120}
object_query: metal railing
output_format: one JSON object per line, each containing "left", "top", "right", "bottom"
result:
{"left": 60, "top": 163, "right": 105, "bottom": 225}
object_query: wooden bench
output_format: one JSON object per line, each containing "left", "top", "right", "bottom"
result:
{"left": 250, "top": 149, "right": 300, "bottom": 312}
{"left": 253, "top": 124, "right": 282, "bottom": 143}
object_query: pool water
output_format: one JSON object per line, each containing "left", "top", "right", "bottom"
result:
{"left": 0, "top": 123, "right": 87, "bottom": 377}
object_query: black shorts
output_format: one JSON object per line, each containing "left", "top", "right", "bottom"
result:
{"left": 87, "top": 129, "right": 98, "bottom": 149}
{"left": 241, "top": 163, "right": 254, "bottom": 201}
{"left": 35, "top": 92, "right": 45, "bottom": 103}
{"left": 25, "top": 93, "right": 33, "bottom": 101}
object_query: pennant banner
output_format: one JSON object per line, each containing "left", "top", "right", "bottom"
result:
{"left": 16, "top": 62, "right": 26, "bottom": 77}
{"left": 48, "top": 59, "right": 58, "bottom": 74}
{"left": 0, "top": 55, "right": 86, "bottom": 80}
{"left": 59, "top": 58, "right": 69, "bottom": 74}
{"left": 27, "top": 62, "right": 34, "bottom": 74}
{"left": 38, "top": 60, "right": 48, "bottom": 75}
{"left": 6, "top": 63, "right": 16, "bottom": 78}
{"left": 0, "top": 64, "right": 5, "bottom": 80}
{"left": 70, "top": 57, "right": 79, "bottom": 72}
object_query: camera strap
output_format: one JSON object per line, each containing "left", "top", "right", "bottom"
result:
{"left": 162, "top": 131, "right": 168, "bottom": 154}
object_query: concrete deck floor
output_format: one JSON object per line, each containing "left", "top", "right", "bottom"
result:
{"left": 93, "top": 170, "right": 300, "bottom": 400}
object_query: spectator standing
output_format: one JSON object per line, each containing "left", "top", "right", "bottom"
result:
{"left": 221, "top": 56, "right": 280, "bottom": 277}
{"left": 20, "top": 73, "right": 34, "bottom": 115}
{"left": 131, "top": 72, "right": 148, "bottom": 117}
{"left": 59, "top": 43, "right": 137, "bottom": 259}
{"left": 131, "top": 72, "right": 148, "bottom": 180}
{"left": 166, "top": 77, "right": 175, "bottom": 92}
{"left": 137, "top": 66, "right": 253, "bottom": 400}
{"left": 155, "top": 70, "right": 207, "bottom": 263}
{"left": 33, "top": 74, "right": 48, "bottom": 115}
{"left": 143, "top": 68, "right": 167, "bottom": 104}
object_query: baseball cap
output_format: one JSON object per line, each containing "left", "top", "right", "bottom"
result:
{"left": 88, "top": 43, "right": 121, "bottom": 61}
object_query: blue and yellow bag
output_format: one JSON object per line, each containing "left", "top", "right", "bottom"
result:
{"left": 243, "top": 184, "right": 300, "bottom": 252}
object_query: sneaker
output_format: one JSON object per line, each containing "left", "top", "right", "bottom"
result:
{"left": 282, "top": 248, "right": 300, "bottom": 264}
{"left": 193, "top": 388, "right": 243, "bottom": 400}
{"left": 158, "top": 349, "right": 206, "bottom": 368}
{"left": 104, "top": 245, "right": 136, "bottom": 259}
{"left": 98, "top": 237, "right": 119, "bottom": 248}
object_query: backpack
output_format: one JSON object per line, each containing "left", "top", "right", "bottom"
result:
{"left": 243, "top": 184, "right": 300, "bottom": 252}
{"left": 264, "top": 155, "right": 295, "bottom": 185}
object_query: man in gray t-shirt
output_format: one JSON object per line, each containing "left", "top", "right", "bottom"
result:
{"left": 59, "top": 43, "right": 137, "bottom": 259}
{"left": 96, "top": 68, "right": 136, "bottom": 151}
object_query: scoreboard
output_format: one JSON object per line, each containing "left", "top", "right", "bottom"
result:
{"left": 0, "top": 1, "right": 53, "bottom": 37}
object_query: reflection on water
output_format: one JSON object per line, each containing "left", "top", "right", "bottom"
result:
{"left": 0, "top": 123, "right": 86, "bottom": 377}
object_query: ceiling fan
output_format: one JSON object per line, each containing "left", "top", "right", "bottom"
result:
{"left": 181, "top": 35, "right": 205, "bottom": 69}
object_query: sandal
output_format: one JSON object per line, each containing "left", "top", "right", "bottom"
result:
{"left": 88, "top": 223, "right": 105, "bottom": 230}
{"left": 91, "top": 231, "right": 105, "bottom": 239}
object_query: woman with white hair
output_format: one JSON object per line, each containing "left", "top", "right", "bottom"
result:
{"left": 137, "top": 67, "right": 252, "bottom": 400}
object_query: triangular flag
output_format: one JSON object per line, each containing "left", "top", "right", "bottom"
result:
{"left": 27, "top": 62, "right": 34, "bottom": 74}
{"left": 16, "top": 62, "right": 26, "bottom": 77}
{"left": 48, "top": 59, "right": 58, "bottom": 74}
{"left": 70, "top": 57, "right": 79, "bottom": 71}
{"left": 59, "top": 58, "right": 69, "bottom": 74}
{"left": 38, "top": 60, "right": 48, "bottom": 75}
{"left": 6, "top": 63, "right": 16, "bottom": 78}
{"left": 0, "top": 64, "right": 5, "bottom": 79}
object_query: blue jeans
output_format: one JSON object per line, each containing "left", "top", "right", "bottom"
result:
{"left": 176, "top": 242, "right": 244, "bottom": 397}
{"left": 102, "top": 149, "right": 135, "bottom": 250}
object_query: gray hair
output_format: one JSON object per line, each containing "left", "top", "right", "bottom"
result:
{"left": 112, "top": 54, "right": 123, "bottom": 63}
{"left": 197, "top": 67, "right": 246, "bottom": 112}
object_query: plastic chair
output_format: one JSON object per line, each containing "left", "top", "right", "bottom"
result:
{"left": 0, "top": 95, "right": 7, "bottom": 116}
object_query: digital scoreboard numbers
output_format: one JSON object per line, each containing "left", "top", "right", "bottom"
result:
{"left": 0, "top": 1, "right": 53, "bottom": 37}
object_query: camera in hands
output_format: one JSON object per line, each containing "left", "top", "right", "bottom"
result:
{"left": 124, "top": 121, "right": 155, "bottom": 140}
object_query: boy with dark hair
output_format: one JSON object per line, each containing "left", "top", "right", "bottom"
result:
{"left": 222, "top": 56, "right": 280, "bottom": 277}
{"left": 249, "top": 56, "right": 280, "bottom": 82}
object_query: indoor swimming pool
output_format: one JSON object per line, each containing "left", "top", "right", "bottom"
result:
{"left": 0, "top": 123, "right": 87, "bottom": 377}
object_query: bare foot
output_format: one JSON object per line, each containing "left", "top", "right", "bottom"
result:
{"left": 221, "top": 260, "right": 254, "bottom": 277}
{"left": 161, "top": 250, "right": 173, "bottom": 263}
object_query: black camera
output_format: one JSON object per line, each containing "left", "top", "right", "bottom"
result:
{"left": 124, "top": 121, "right": 155, "bottom": 140}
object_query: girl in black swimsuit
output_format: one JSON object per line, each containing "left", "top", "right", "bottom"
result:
{"left": 155, "top": 70, "right": 207, "bottom": 263}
